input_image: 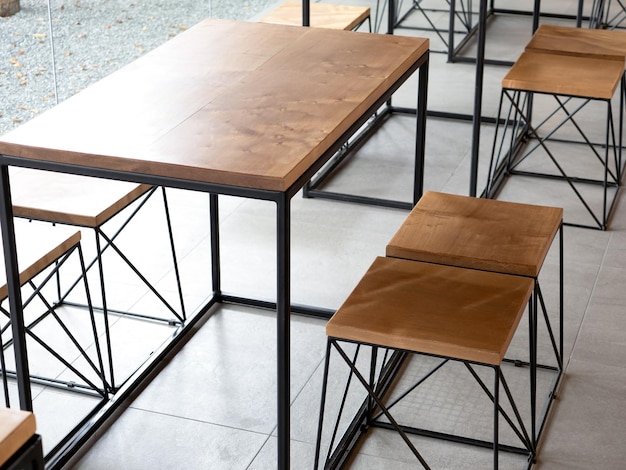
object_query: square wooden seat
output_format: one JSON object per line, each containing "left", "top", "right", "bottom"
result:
{"left": 525, "top": 24, "right": 626, "bottom": 61}
{"left": 315, "top": 256, "right": 535, "bottom": 468}
{"left": 8, "top": 168, "right": 185, "bottom": 391}
{"left": 259, "top": 1, "right": 371, "bottom": 31}
{"left": 386, "top": 191, "right": 562, "bottom": 278}
{"left": 386, "top": 191, "right": 564, "bottom": 448}
{"left": 0, "top": 408, "right": 42, "bottom": 470}
{"left": 485, "top": 51, "right": 625, "bottom": 230}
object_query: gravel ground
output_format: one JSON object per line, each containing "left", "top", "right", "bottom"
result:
{"left": 1, "top": 0, "right": 276, "bottom": 136}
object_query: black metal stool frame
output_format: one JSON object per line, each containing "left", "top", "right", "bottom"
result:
{"left": 315, "top": 337, "right": 536, "bottom": 470}
{"left": 485, "top": 78, "right": 626, "bottom": 230}
{"left": 0, "top": 240, "right": 108, "bottom": 400}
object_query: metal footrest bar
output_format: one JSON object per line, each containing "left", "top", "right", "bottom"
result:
{"left": 219, "top": 293, "right": 336, "bottom": 320}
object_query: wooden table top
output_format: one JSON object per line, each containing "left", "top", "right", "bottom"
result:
{"left": 327, "top": 257, "right": 533, "bottom": 365}
{"left": 0, "top": 19, "right": 428, "bottom": 192}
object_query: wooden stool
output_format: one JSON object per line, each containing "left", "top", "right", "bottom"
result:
{"left": 1, "top": 221, "right": 108, "bottom": 404}
{"left": 386, "top": 191, "right": 563, "bottom": 448}
{"left": 9, "top": 168, "right": 185, "bottom": 391}
{"left": 259, "top": 1, "right": 371, "bottom": 31}
{"left": 484, "top": 51, "right": 625, "bottom": 230}
{"left": 524, "top": 25, "right": 626, "bottom": 183}
{"left": 314, "top": 257, "right": 535, "bottom": 469}
{"left": 0, "top": 409, "right": 43, "bottom": 470}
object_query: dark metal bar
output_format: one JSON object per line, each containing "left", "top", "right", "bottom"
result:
{"left": 0, "top": 164, "right": 32, "bottom": 410}
{"left": 302, "top": 0, "right": 309, "bottom": 26}
{"left": 276, "top": 193, "right": 290, "bottom": 470}
{"left": 470, "top": 0, "right": 488, "bottom": 196}
{"left": 219, "top": 294, "right": 335, "bottom": 320}
{"left": 414, "top": 55, "right": 429, "bottom": 203}
{"left": 209, "top": 194, "right": 221, "bottom": 297}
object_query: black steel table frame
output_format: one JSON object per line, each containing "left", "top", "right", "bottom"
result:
{"left": 0, "top": 52, "right": 428, "bottom": 470}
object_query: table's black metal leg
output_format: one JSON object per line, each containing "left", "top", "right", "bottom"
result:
{"left": 414, "top": 54, "right": 429, "bottom": 204}
{"left": 276, "top": 193, "right": 291, "bottom": 470}
{"left": 210, "top": 194, "right": 221, "bottom": 297}
{"left": 533, "top": 0, "right": 541, "bottom": 31}
{"left": 303, "top": 0, "right": 309, "bottom": 26}
{"left": 470, "top": 0, "right": 488, "bottom": 196}
{"left": 0, "top": 163, "right": 32, "bottom": 410}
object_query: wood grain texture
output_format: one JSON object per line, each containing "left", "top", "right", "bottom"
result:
{"left": 0, "top": 19, "right": 428, "bottom": 192}
{"left": 9, "top": 168, "right": 152, "bottom": 227}
{"left": 0, "top": 221, "right": 81, "bottom": 300}
{"left": 386, "top": 191, "right": 562, "bottom": 277}
{"left": 502, "top": 51, "right": 624, "bottom": 100}
{"left": 326, "top": 257, "right": 533, "bottom": 365}
{"left": 259, "top": 1, "right": 370, "bottom": 30}
{"left": 0, "top": 408, "right": 36, "bottom": 467}
{"left": 525, "top": 24, "right": 626, "bottom": 61}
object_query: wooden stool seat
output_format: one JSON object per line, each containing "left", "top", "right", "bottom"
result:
{"left": 0, "top": 222, "right": 81, "bottom": 301}
{"left": 259, "top": 1, "right": 370, "bottom": 30}
{"left": 327, "top": 257, "right": 534, "bottom": 364}
{"left": 386, "top": 191, "right": 562, "bottom": 277}
{"left": 502, "top": 51, "right": 624, "bottom": 100}
{"left": 0, "top": 408, "right": 40, "bottom": 469}
{"left": 525, "top": 24, "right": 626, "bottom": 61}
{"left": 9, "top": 169, "right": 152, "bottom": 228}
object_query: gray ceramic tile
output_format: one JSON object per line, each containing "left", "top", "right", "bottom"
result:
{"left": 72, "top": 408, "right": 268, "bottom": 470}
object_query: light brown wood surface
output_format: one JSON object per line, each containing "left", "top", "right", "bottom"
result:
{"left": 326, "top": 257, "right": 533, "bottom": 365}
{"left": 0, "top": 19, "right": 428, "bottom": 192}
{"left": 0, "top": 221, "right": 81, "bottom": 301}
{"left": 502, "top": 51, "right": 624, "bottom": 100}
{"left": 525, "top": 24, "right": 626, "bottom": 61}
{"left": 259, "top": 1, "right": 370, "bottom": 30}
{"left": 9, "top": 168, "right": 152, "bottom": 227}
{"left": 386, "top": 191, "right": 562, "bottom": 277}
{"left": 0, "top": 408, "right": 36, "bottom": 467}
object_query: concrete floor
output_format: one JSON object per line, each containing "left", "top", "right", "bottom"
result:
{"left": 2, "top": 0, "right": 626, "bottom": 468}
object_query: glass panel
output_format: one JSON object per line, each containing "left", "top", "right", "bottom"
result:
{"left": 1, "top": 0, "right": 276, "bottom": 135}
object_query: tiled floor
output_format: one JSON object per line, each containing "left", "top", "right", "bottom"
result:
{"left": 2, "top": 0, "right": 626, "bottom": 468}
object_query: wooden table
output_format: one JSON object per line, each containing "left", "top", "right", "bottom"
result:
{"left": 0, "top": 18, "right": 429, "bottom": 469}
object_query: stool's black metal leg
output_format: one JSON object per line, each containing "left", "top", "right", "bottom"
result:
{"left": 559, "top": 223, "right": 564, "bottom": 365}
{"left": 493, "top": 366, "right": 500, "bottom": 469}
{"left": 530, "top": 282, "right": 538, "bottom": 448}
{"left": 314, "top": 340, "right": 333, "bottom": 470}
